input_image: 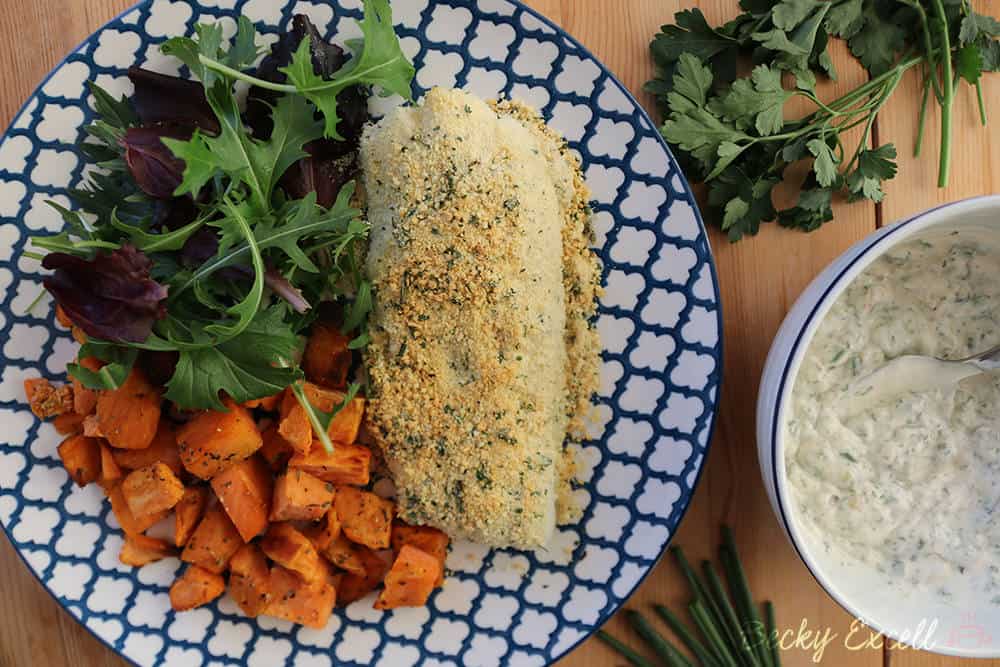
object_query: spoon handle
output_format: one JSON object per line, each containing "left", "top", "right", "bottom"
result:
{"left": 970, "top": 344, "right": 1000, "bottom": 372}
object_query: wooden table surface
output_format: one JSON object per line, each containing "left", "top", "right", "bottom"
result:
{"left": 0, "top": 1, "right": 997, "bottom": 666}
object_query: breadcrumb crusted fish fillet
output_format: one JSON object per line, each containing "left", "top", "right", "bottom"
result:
{"left": 361, "top": 88, "right": 599, "bottom": 549}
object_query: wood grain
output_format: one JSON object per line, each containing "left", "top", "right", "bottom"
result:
{"left": 0, "top": 2, "right": 995, "bottom": 666}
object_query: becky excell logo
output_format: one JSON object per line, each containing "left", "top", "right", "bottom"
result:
{"left": 748, "top": 614, "right": 993, "bottom": 663}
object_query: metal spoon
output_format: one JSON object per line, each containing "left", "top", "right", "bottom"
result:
{"left": 839, "top": 344, "right": 1000, "bottom": 417}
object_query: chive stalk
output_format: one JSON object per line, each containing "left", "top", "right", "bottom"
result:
{"left": 597, "top": 630, "right": 657, "bottom": 667}
{"left": 626, "top": 610, "right": 694, "bottom": 667}
{"left": 654, "top": 604, "right": 723, "bottom": 667}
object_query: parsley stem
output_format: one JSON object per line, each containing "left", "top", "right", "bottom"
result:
{"left": 915, "top": 72, "right": 931, "bottom": 157}
{"left": 930, "top": 0, "right": 953, "bottom": 187}
{"left": 975, "top": 80, "right": 987, "bottom": 126}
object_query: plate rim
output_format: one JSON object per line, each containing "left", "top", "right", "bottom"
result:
{"left": 0, "top": 0, "right": 726, "bottom": 664}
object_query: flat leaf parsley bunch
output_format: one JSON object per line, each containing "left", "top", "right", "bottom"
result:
{"left": 647, "top": 0, "right": 1000, "bottom": 240}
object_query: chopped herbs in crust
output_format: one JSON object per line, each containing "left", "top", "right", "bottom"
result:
{"left": 361, "top": 88, "right": 599, "bottom": 549}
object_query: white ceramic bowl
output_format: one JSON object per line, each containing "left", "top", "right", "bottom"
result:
{"left": 757, "top": 195, "right": 1000, "bottom": 659}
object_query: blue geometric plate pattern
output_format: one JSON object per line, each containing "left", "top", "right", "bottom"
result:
{"left": 0, "top": 1, "right": 723, "bottom": 665}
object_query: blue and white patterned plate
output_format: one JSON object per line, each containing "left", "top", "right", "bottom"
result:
{"left": 0, "top": 1, "right": 723, "bottom": 665}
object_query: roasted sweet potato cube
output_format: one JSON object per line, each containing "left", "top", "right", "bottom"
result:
{"left": 25, "top": 377, "right": 74, "bottom": 419}
{"left": 259, "top": 425, "right": 295, "bottom": 472}
{"left": 174, "top": 486, "right": 209, "bottom": 547}
{"left": 270, "top": 469, "right": 334, "bottom": 522}
{"left": 265, "top": 565, "right": 336, "bottom": 629}
{"left": 304, "top": 323, "right": 352, "bottom": 389}
{"left": 122, "top": 463, "right": 185, "bottom": 521}
{"left": 287, "top": 442, "right": 371, "bottom": 486}
{"left": 120, "top": 534, "right": 175, "bottom": 567}
{"left": 105, "top": 482, "right": 169, "bottom": 535}
{"left": 98, "top": 441, "right": 123, "bottom": 484}
{"left": 53, "top": 413, "right": 86, "bottom": 435}
{"left": 57, "top": 435, "right": 102, "bottom": 487}
{"left": 96, "top": 367, "right": 161, "bottom": 450}
{"left": 242, "top": 392, "right": 283, "bottom": 412}
{"left": 374, "top": 545, "right": 442, "bottom": 610}
{"left": 83, "top": 414, "right": 103, "bottom": 438}
{"left": 260, "top": 523, "right": 325, "bottom": 584}
{"left": 211, "top": 456, "right": 273, "bottom": 542}
{"left": 177, "top": 400, "right": 262, "bottom": 479}
{"left": 112, "top": 422, "right": 182, "bottom": 476}
{"left": 170, "top": 565, "right": 225, "bottom": 611}
{"left": 72, "top": 357, "right": 103, "bottom": 416}
{"left": 181, "top": 505, "right": 242, "bottom": 573}
{"left": 55, "top": 305, "right": 73, "bottom": 328}
{"left": 336, "top": 487, "right": 394, "bottom": 550}
{"left": 302, "top": 509, "right": 342, "bottom": 554}
{"left": 277, "top": 390, "right": 312, "bottom": 455}
{"left": 337, "top": 546, "right": 390, "bottom": 606}
{"left": 321, "top": 535, "right": 369, "bottom": 577}
{"left": 229, "top": 543, "right": 271, "bottom": 618}
{"left": 391, "top": 523, "right": 449, "bottom": 586}
{"left": 279, "top": 383, "right": 366, "bottom": 454}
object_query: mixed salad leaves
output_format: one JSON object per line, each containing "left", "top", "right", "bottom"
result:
{"left": 26, "top": 0, "right": 415, "bottom": 451}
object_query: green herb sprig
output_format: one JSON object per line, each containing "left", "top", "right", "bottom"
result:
{"left": 598, "top": 527, "right": 780, "bottom": 667}
{"left": 647, "top": 1, "right": 1000, "bottom": 241}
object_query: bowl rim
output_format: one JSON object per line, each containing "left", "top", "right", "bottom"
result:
{"left": 767, "top": 194, "right": 1000, "bottom": 659}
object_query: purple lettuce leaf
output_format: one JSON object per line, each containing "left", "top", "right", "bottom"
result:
{"left": 245, "top": 14, "right": 368, "bottom": 159}
{"left": 43, "top": 244, "right": 169, "bottom": 343}
{"left": 127, "top": 67, "right": 220, "bottom": 134}
{"left": 122, "top": 126, "right": 192, "bottom": 199}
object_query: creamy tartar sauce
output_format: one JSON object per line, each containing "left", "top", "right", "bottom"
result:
{"left": 784, "top": 228, "right": 1000, "bottom": 602}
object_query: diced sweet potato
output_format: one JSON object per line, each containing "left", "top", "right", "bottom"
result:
{"left": 321, "top": 535, "right": 369, "bottom": 577}
{"left": 105, "top": 482, "right": 169, "bottom": 535}
{"left": 112, "top": 421, "right": 182, "bottom": 476}
{"left": 243, "top": 392, "right": 283, "bottom": 412}
{"left": 83, "top": 414, "right": 103, "bottom": 438}
{"left": 211, "top": 456, "right": 273, "bottom": 542}
{"left": 120, "top": 534, "right": 175, "bottom": 567}
{"left": 277, "top": 390, "right": 312, "bottom": 455}
{"left": 181, "top": 505, "right": 242, "bottom": 573}
{"left": 174, "top": 486, "right": 209, "bottom": 547}
{"left": 55, "top": 304, "right": 73, "bottom": 328}
{"left": 335, "top": 487, "right": 394, "bottom": 550}
{"left": 229, "top": 543, "right": 271, "bottom": 618}
{"left": 25, "top": 378, "right": 73, "bottom": 419}
{"left": 72, "top": 357, "right": 103, "bottom": 416}
{"left": 57, "top": 434, "right": 102, "bottom": 487}
{"left": 177, "top": 400, "right": 262, "bottom": 479}
{"left": 337, "top": 546, "right": 390, "bottom": 606}
{"left": 53, "top": 413, "right": 86, "bottom": 435}
{"left": 96, "top": 367, "right": 161, "bottom": 450}
{"left": 260, "top": 523, "right": 325, "bottom": 584}
{"left": 170, "top": 565, "right": 225, "bottom": 612}
{"left": 265, "top": 565, "right": 336, "bottom": 629}
{"left": 302, "top": 509, "right": 342, "bottom": 554}
{"left": 122, "top": 463, "right": 185, "bottom": 522}
{"left": 278, "top": 383, "right": 366, "bottom": 454}
{"left": 287, "top": 442, "right": 372, "bottom": 486}
{"left": 270, "top": 469, "right": 334, "bottom": 522}
{"left": 374, "top": 544, "right": 442, "bottom": 610}
{"left": 304, "top": 323, "right": 352, "bottom": 389}
{"left": 391, "top": 523, "right": 449, "bottom": 586}
{"left": 259, "top": 425, "right": 295, "bottom": 472}
{"left": 98, "top": 441, "right": 123, "bottom": 484}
